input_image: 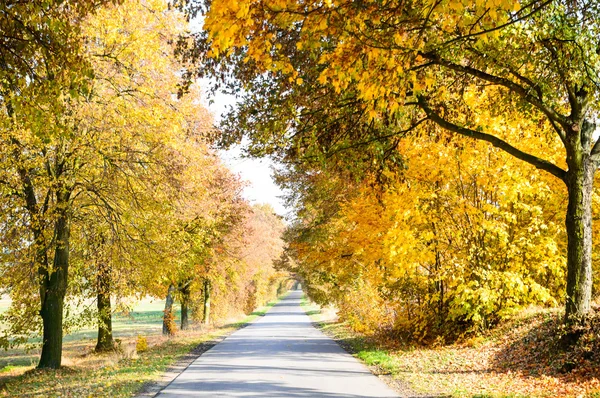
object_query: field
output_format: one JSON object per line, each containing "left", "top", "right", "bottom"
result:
{"left": 0, "top": 296, "right": 278, "bottom": 397}
{"left": 0, "top": 297, "right": 180, "bottom": 372}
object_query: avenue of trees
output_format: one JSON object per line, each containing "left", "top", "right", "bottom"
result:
{"left": 182, "top": 0, "right": 600, "bottom": 338}
{"left": 3, "top": 0, "right": 600, "bottom": 372}
{"left": 0, "top": 0, "right": 288, "bottom": 369}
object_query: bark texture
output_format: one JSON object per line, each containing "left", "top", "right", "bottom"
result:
{"left": 95, "top": 262, "right": 114, "bottom": 352}
{"left": 203, "top": 279, "right": 211, "bottom": 325}
{"left": 564, "top": 159, "right": 594, "bottom": 322}
{"left": 180, "top": 283, "right": 190, "bottom": 330}
{"left": 38, "top": 209, "right": 70, "bottom": 369}
{"left": 163, "top": 284, "right": 176, "bottom": 335}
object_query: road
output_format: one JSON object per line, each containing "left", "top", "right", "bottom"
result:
{"left": 157, "top": 289, "right": 399, "bottom": 397}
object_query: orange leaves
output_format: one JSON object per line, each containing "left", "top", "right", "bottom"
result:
{"left": 286, "top": 117, "right": 568, "bottom": 341}
{"left": 201, "top": 0, "right": 533, "bottom": 132}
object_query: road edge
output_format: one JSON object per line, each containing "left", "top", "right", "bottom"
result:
{"left": 299, "top": 294, "right": 445, "bottom": 398}
{"left": 135, "top": 295, "right": 286, "bottom": 398}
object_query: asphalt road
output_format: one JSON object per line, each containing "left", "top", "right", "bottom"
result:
{"left": 157, "top": 289, "right": 399, "bottom": 397}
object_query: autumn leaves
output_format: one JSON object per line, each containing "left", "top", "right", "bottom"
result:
{"left": 195, "top": 0, "right": 600, "bottom": 338}
{"left": 0, "top": 0, "right": 286, "bottom": 369}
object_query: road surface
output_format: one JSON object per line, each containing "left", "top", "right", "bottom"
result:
{"left": 157, "top": 290, "right": 399, "bottom": 397}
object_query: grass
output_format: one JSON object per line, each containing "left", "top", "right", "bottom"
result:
{"left": 64, "top": 308, "right": 183, "bottom": 344}
{"left": 0, "top": 296, "right": 180, "bottom": 341}
{"left": 300, "top": 297, "right": 399, "bottom": 376}
{"left": 0, "top": 296, "right": 281, "bottom": 397}
{"left": 301, "top": 297, "right": 600, "bottom": 398}
{"left": 0, "top": 297, "right": 181, "bottom": 371}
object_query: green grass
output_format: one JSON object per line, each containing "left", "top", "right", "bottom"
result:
{"left": 64, "top": 308, "right": 182, "bottom": 343}
{"left": 300, "top": 297, "right": 399, "bottom": 376}
{"left": 0, "top": 326, "right": 232, "bottom": 397}
{"left": 2, "top": 297, "right": 182, "bottom": 346}
{"left": 0, "top": 298, "right": 182, "bottom": 372}
{"left": 249, "top": 300, "right": 278, "bottom": 317}
{"left": 0, "top": 296, "right": 282, "bottom": 397}
{"left": 216, "top": 299, "right": 279, "bottom": 330}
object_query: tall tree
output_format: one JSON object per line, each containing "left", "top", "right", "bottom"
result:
{"left": 0, "top": 0, "right": 198, "bottom": 367}
{"left": 0, "top": 0, "right": 117, "bottom": 369}
{"left": 186, "top": 0, "right": 600, "bottom": 323}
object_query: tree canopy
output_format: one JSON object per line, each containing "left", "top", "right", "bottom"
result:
{"left": 0, "top": 0, "right": 289, "bottom": 369}
{"left": 184, "top": 0, "right": 600, "bottom": 326}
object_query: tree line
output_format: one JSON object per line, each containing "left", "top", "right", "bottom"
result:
{"left": 183, "top": 0, "right": 600, "bottom": 339}
{"left": 0, "top": 0, "right": 288, "bottom": 369}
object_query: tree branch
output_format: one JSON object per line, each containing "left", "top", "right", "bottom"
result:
{"left": 420, "top": 51, "right": 570, "bottom": 135}
{"left": 438, "top": 0, "right": 553, "bottom": 48}
{"left": 418, "top": 96, "right": 567, "bottom": 183}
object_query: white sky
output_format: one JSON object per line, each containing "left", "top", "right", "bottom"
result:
{"left": 200, "top": 82, "right": 288, "bottom": 217}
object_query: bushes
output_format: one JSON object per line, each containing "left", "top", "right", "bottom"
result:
{"left": 136, "top": 335, "right": 148, "bottom": 353}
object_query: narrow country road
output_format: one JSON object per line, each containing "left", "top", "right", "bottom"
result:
{"left": 157, "top": 289, "right": 400, "bottom": 397}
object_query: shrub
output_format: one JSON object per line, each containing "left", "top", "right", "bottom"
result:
{"left": 136, "top": 335, "right": 148, "bottom": 353}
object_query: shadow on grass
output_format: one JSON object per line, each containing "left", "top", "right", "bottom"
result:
{"left": 0, "top": 294, "right": 287, "bottom": 397}
{"left": 0, "top": 325, "right": 228, "bottom": 397}
{"left": 0, "top": 365, "right": 149, "bottom": 397}
{"left": 0, "top": 307, "right": 181, "bottom": 372}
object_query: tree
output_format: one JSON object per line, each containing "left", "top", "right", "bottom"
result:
{"left": 0, "top": 0, "right": 122, "bottom": 369}
{"left": 283, "top": 129, "right": 568, "bottom": 338}
{"left": 75, "top": 0, "right": 214, "bottom": 348}
{"left": 186, "top": 0, "right": 600, "bottom": 323}
{"left": 240, "top": 204, "right": 287, "bottom": 312}
{"left": 0, "top": 0, "right": 200, "bottom": 367}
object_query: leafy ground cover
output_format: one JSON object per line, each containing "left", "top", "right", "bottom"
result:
{"left": 0, "top": 299, "right": 278, "bottom": 397}
{"left": 301, "top": 298, "right": 600, "bottom": 398}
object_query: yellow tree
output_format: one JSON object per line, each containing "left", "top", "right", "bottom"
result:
{"left": 154, "top": 148, "right": 248, "bottom": 333}
{"left": 0, "top": 0, "right": 121, "bottom": 368}
{"left": 186, "top": 0, "right": 600, "bottom": 324}
{"left": 0, "top": 0, "right": 198, "bottom": 366}
{"left": 285, "top": 128, "right": 567, "bottom": 338}
{"left": 240, "top": 204, "right": 287, "bottom": 313}
{"left": 75, "top": 0, "right": 216, "bottom": 349}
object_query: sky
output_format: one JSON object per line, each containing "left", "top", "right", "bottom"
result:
{"left": 200, "top": 82, "right": 289, "bottom": 217}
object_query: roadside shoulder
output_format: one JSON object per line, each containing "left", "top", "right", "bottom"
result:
{"left": 299, "top": 297, "right": 446, "bottom": 398}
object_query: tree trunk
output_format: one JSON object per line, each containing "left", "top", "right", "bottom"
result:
{"left": 95, "top": 262, "right": 114, "bottom": 352}
{"left": 564, "top": 161, "right": 594, "bottom": 323}
{"left": 38, "top": 210, "right": 70, "bottom": 369}
{"left": 163, "top": 284, "right": 176, "bottom": 335}
{"left": 203, "top": 279, "right": 211, "bottom": 325}
{"left": 180, "top": 284, "right": 190, "bottom": 330}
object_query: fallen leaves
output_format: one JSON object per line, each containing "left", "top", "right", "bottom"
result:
{"left": 311, "top": 301, "right": 600, "bottom": 397}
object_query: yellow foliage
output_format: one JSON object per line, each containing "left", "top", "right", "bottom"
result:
{"left": 135, "top": 335, "right": 148, "bottom": 353}
{"left": 290, "top": 123, "right": 569, "bottom": 340}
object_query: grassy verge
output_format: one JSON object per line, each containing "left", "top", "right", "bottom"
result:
{"left": 299, "top": 298, "right": 403, "bottom": 379}
{"left": 300, "top": 297, "right": 600, "bottom": 398}
{"left": 0, "top": 297, "right": 180, "bottom": 373}
{"left": 0, "top": 298, "right": 280, "bottom": 398}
